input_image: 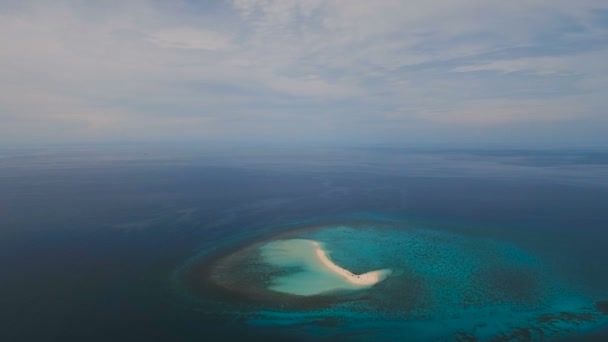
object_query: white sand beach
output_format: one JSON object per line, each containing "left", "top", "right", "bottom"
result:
{"left": 260, "top": 239, "right": 391, "bottom": 296}
{"left": 311, "top": 241, "right": 390, "bottom": 285}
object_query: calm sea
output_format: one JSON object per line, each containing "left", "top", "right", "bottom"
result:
{"left": 1, "top": 144, "right": 607, "bottom": 341}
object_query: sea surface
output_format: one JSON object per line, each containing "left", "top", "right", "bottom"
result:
{"left": 1, "top": 144, "right": 607, "bottom": 341}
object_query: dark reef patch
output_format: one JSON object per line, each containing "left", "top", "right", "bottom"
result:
{"left": 472, "top": 264, "right": 544, "bottom": 308}
{"left": 596, "top": 301, "right": 608, "bottom": 315}
{"left": 369, "top": 271, "right": 431, "bottom": 318}
{"left": 455, "top": 331, "right": 479, "bottom": 342}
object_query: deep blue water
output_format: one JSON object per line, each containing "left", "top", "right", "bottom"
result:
{"left": 1, "top": 144, "right": 607, "bottom": 341}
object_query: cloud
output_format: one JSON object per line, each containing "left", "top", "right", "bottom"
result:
{"left": 0, "top": 0, "right": 607, "bottom": 145}
{"left": 451, "top": 57, "right": 569, "bottom": 75}
{"left": 148, "top": 28, "right": 234, "bottom": 51}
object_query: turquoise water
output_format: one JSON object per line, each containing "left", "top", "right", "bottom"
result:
{"left": 179, "top": 216, "right": 608, "bottom": 341}
{"left": 260, "top": 239, "right": 391, "bottom": 295}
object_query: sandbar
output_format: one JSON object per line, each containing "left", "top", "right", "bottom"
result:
{"left": 311, "top": 241, "right": 390, "bottom": 285}
{"left": 260, "top": 239, "right": 391, "bottom": 296}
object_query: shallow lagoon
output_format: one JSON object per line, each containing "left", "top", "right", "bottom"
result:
{"left": 179, "top": 216, "right": 608, "bottom": 341}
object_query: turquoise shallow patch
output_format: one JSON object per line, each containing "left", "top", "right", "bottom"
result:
{"left": 260, "top": 239, "right": 391, "bottom": 296}
{"left": 179, "top": 218, "right": 608, "bottom": 341}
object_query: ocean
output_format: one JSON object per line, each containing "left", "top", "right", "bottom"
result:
{"left": 1, "top": 144, "right": 607, "bottom": 341}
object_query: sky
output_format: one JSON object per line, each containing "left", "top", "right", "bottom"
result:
{"left": 1, "top": 0, "right": 607, "bottom": 147}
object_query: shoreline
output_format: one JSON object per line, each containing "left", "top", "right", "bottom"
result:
{"left": 182, "top": 220, "right": 400, "bottom": 307}
{"left": 311, "top": 240, "right": 391, "bottom": 286}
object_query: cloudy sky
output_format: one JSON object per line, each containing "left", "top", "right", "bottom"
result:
{"left": 1, "top": 0, "right": 607, "bottom": 146}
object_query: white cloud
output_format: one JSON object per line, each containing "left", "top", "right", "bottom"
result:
{"left": 0, "top": 0, "right": 607, "bottom": 144}
{"left": 452, "top": 57, "right": 569, "bottom": 75}
{"left": 148, "top": 28, "right": 233, "bottom": 51}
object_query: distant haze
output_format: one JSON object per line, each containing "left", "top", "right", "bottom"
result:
{"left": 1, "top": 1, "right": 607, "bottom": 147}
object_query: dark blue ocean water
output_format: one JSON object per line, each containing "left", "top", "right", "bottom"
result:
{"left": 1, "top": 144, "right": 607, "bottom": 341}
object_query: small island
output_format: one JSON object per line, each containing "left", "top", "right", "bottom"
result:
{"left": 260, "top": 239, "right": 392, "bottom": 296}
